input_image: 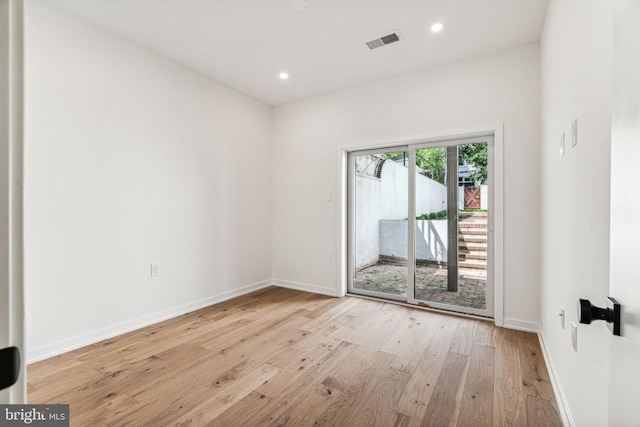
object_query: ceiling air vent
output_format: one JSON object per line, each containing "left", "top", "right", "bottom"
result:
{"left": 365, "top": 32, "right": 401, "bottom": 50}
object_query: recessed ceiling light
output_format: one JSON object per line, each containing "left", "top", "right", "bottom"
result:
{"left": 279, "top": 72, "right": 289, "bottom": 80}
{"left": 430, "top": 23, "right": 444, "bottom": 33}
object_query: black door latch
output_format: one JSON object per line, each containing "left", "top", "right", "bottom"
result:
{"left": 0, "top": 346, "right": 20, "bottom": 390}
{"left": 578, "top": 297, "right": 621, "bottom": 336}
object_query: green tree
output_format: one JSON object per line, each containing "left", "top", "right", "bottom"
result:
{"left": 381, "top": 143, "right": 487, "bottom": 185}
{"left": 416, "top": 147, "right": 446, "bottom": 184}
{"left": 381, "top": 148, "right": 447, "bottom": 184}
{"left": 459, "top": 142, "right": 488, "bottom": 184}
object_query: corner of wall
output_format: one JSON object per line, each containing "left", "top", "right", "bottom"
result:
{"left": 271, "top": 279, "right": 341, "bottom": 298}
{"left": 537, "top": 330, "right": 575, "bottom": 426}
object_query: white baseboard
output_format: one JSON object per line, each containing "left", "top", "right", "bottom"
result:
{"left": 29, "top": 279, "right": 528, "bottom": 364}
{"left": 538, "top": 331, "right": 574, "bottom": 427}
{"left": 502, "top": 317, "right": 538, "bottom": 333}
{"left": 271, "top": 278, "right": 340, "bottom": 297}
{"left": 27, "top": 279, "right": 273, "bottom": 364}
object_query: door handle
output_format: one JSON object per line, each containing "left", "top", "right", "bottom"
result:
{"left": 578, "top": 297, "right": 621, "bottom": 336}
{"left": 0, "top": 346, "right": 20, "bottom": 390}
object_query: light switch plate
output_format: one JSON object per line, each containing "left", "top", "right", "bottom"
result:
{"left": 560, "top": 133, "right": 566, "bottom": 156}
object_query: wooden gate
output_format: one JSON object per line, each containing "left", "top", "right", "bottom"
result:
{"left": 464, "top": 186, "right": 481, "bottom": 209}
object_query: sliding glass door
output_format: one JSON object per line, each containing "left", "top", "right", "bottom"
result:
{"left": 348, "top": 146, "right": 409, "bottom": 301}
{"left": 348, "top": 136, "right": 493, "bottom": 317}
{"left": 408, "top": 138, "right": 492, "bottom": 316}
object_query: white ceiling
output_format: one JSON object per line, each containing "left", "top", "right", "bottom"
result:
{"left": 48, "top": 0, "right": 549, "bottom": 106}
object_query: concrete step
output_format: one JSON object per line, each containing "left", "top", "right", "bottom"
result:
{"left": 458, "top": 222, "right": 488, "bottom": 229}
{"left": 459, "top": 236, "right": 487, "bottom": 244}
{"left": 458, "top": 220, "right": 487, "bottom": 271}
{"left": 459, "top": 242, "right": 487, "bottom": 251}
{"left": 458, "top": 228, "right": 487, "bottom": 236}
{"left": 459, "top": 251, "right": 487, "bottom": 261}
{"left": 459, "top": 259, "right": 487, "bottom": 269}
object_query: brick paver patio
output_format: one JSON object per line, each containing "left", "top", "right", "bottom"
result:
{"left": 353, "top": 263, "right": 487, "bottom": 310}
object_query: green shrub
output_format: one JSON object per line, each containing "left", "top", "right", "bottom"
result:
{"left": 416, "top": 210, "right": 447, "bottom": 220}
{"left": 460, "top": 209, "right": 487, "bottom": 213}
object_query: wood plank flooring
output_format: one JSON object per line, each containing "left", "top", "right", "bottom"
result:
{"left": 28, "top": 287, "right": 562, "bottom": 426}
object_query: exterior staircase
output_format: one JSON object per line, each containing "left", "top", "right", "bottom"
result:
{"left": 458, "top": 219, "right": 487, "bottom": 271}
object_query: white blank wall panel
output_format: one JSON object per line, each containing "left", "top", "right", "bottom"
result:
{"left": 539, "top": 0, "right": 612, "bottom": 425}
{"left": 24, "top": 2, "right": 272, "bottom": 361}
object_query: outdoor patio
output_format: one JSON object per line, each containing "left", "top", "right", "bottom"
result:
{"left": 353, "top": 263, "right": 487, "bottom": 310}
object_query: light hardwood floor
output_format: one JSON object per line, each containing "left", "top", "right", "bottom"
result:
{"left": 28, "top": 287, "right": 562, "bottom": 426}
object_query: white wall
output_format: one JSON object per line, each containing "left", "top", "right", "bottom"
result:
{"left": 481, "top": 185, "right": 488, "bottom": 210}
{"left": 415, "top": 172, "right": 448, "bottom": 216}
{"left": 375, "top": 159, "right": 409, "bottom": 219}
{"left": 354, "top": 174, "right": 380, "bottom": 268}
{"left": 539, "top": 0, "right": 612, "bottom": 425}
{"left": 380, "top": 220, "right": 448, "bottom": 262}
{"left": 355, "top": 157, "right": 446, "bottom": 268}
{"left": 24, "top": 2, "right": 273, "bottom": 362}
{"left": 272, "top": 43, "right": 540, "bottom": 327}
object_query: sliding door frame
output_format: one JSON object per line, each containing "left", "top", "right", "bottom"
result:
{"left": 407, "top": 135, "right": 495, "bottom": 318}
{"left": 346, "top": 145, "right": 408, "bottom": 301}
{"left": 340, "top": 127, "right": 503, "bottom": 324}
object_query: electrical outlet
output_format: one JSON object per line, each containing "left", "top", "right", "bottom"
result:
{"left": 151, "top": 263, "right": 160, "bottom": 277}
{"left": 571, "top": 322, "right": 578, "bottom": 352}
{"left": 327, "top": 250, "right": 334, "bottom": 261}
{"left": 559, "top": 308, "right": 565, "bottom": 329}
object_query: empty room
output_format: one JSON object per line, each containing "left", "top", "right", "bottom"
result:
{"left": 1, "top": 0, "right": 639, "bottom": 426}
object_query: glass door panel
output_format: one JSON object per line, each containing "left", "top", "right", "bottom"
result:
{"left": 348, "top": 148, "right": 408, "bottom": 301}
{"left": 411, "top": 140, "right": 491, "bottom": 316}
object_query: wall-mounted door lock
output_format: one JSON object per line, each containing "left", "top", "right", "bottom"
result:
{"left": 578, "top": 297, "right": 621, "bottom": 336}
